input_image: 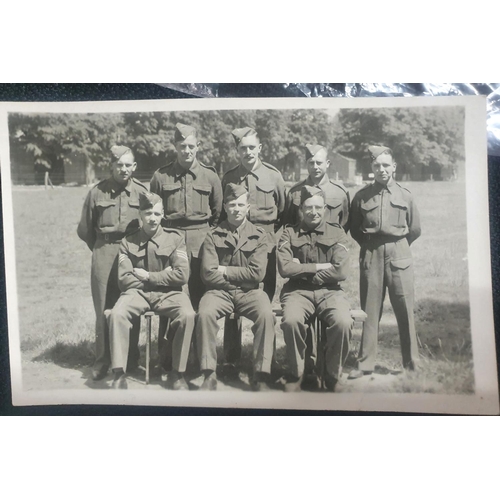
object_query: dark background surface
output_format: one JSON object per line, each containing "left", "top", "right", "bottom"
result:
{"left": 0, "top": 83, "right": 498, "bottom": 415}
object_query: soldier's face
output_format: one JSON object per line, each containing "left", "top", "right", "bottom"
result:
{"left": 307, "top": 149, "right": 330, "bottom": 182}
{"left": 175, "top": 134, "right": 199, "bottom": 167}
{"left": 372, "top": 153, "right": 396, "bottom": 185}
{"left": 140, "top": 201, "right": 164, "bottom": 235}
{"left": 111, "top": 152, "right": 136, "bottom": 185}
{"left": 301, "top": 195, "right": 325, "bottom": 228}
{"left": 225, "top": 193, "right": 250, "bottom": 227}
{"left": 237, "top": 135, "right": 262, "bottom": 169}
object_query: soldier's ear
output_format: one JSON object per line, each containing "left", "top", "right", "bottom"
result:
{"left": 393, "top": 161, "right": 397, "bottom": 170}
{"left": 131, "top": 162, "right": 137, "bottom": 172}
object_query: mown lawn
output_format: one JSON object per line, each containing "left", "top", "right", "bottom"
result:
{"left": 11, "top": 180, "right": 473, "bottom": 394}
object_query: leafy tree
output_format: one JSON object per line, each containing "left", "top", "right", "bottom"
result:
{"left": 331, "top": 107, "right": 465, "bottom": 179}
{"left": 9, "top": 112, "right": 127, "bottom": 184}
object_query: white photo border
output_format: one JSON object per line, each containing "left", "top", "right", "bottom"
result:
{"left": 0, "top": 96, "right": 497, "bottom": 414}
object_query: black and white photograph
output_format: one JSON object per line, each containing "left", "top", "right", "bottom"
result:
{"left": 0, "top": 95, "right": 497, "bottom": 413}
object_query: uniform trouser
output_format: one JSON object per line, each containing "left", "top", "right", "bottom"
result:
{"left": 109, "top": 288, "right": 195, "bottom": 373}
{"left": 263, "top": 247, "right": 277, "bottom": 303}
{"left": 188, "top": 256, "right": 205, "bottom": 311}
{"left": 196, "top": 289, "right": 276, "bottom": 374}
{"left": 223, "top": 246, "right": 277, "bottom": 363}
{"left": 90, "top": 241, "right": 140, "bottom": 372}
{"left": 158, "top": 228, "right": 207, "bottom": 369}
{"left": 281, "top": 288, "right": 352, "bottom": 380}
{"left": 358, "top": 238, "right": 419, "bottom": 372}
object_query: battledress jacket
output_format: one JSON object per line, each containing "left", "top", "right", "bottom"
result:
{"left": 200, "top": 219, "right": 268, "bottom": 292}
{"left": 118, "top": 227, "right": 190, "bottom": 293}
{"left": 278, "top": 220, "right": 350, "bottom": 290}
{"left": 349, "top": 180, "right": 421, "bottom": 246}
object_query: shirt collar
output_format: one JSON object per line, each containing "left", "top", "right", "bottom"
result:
{"left": 374, "top": 177, "right": 395, "bottom": 193}
{"left": 298, "top": 219, "right": 327, "bottom": 235}
{"left": 139, "top": 226, "right": 162, "bottom": 247}
{"left": 109, "top": 177, "right": 132, "bottom": 194}
{"left": 240, "top": 158, "right": 263, "bottom": 180}
{"left": 174, "top": 158, "right": 200, "bottom": 179}
{"left": 307, "top": 174, "right": 329, "bottom": 188}
{"left": 230, "top": 217, "right": 247, "bottom": 235}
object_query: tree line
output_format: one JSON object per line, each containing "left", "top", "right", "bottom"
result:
{"left": 8, "top": 106, "right": 465, "bottom": 184}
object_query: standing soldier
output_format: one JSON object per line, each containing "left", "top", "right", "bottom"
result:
{"left": 150, "top": 123, "right": 223, "bottom": 310}
{"left": 278, "top": 186, "right": 353, "bottom": 392}
{"left": 108, "top": 192, "right": 195, "bottom": 390}
{"left": 283, "top": 144, "right": 349, "bottom": 230}
{"left": 222, "top": 127, "right": 286, "bottom": 303}
{"left": 348, "top": 145, "right": 421, "bottom": 379}
{"left": 195, "top": 184, "right": 276, "bottom": 391}
{"left": 77, "top": 145, "right": 148, "bottom": 381}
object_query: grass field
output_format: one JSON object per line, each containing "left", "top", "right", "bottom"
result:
{"left": 10, "top": 180, "right": 474, "bottom": 394}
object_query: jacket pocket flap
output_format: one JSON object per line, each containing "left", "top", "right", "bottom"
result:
{"left": 256, "top": 183, "right": 274, "bottom": 193}
{"left": 390, "top": 199, "right": 408, "bottom": 210}
{"left": 213, "top": 234, "right": 232, "bottom": 249}
{"left": 360, "top": 198, "right": 379, "bottom": 211}
{"left": 155, "top": 246, "right": 175, "bottom": 257}
{"left": 193, "top": 184, "right": 211, "bottom": 194}
{"left": 240, "top": 240, "right": 259, "bottom": 252}
{"left": 127, "top": 246, "right": 146, "bottom": 258}
{"left": 390, "top": 258, "right": 412, "bottom": 271}
{"left": 96, "top": 199, "right": 116, "bottom": 208}
{"left": 326, "top": 198, "right": 343, "bottom": 209}
{"left": 128, "top": 199, "right": 140, "bottom": 208}
{"left": 317, "top": 237, "right": 336, "bottom": 247}
{"left": 290, "top": 237, "right": 309, "bottom": 248}
{"left": 162, "top": 183, "right": 182, "bottom": 192}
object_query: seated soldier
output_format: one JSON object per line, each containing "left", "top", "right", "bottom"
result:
{"left": 195, "top": 183, "right": 276, "bottom": 391}
{"left": 278, "top": 186, "right": 353, "bottom": 392}
{"left": 108, "top": 192, "right": 195, "bottom": 390}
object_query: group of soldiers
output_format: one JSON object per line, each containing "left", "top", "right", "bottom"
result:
{"left": 77, "top": 122, "right": 421, "bottom": 392}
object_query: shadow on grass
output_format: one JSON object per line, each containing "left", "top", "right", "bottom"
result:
{"left": 32, "top": 339, "right": 95, "bottom": 368}
{"left": 414, "top": 298, "right": 472, "bottom": 362}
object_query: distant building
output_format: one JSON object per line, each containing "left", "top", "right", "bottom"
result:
{"left": 328, "top": 151, "right": 357, "bottom": 183}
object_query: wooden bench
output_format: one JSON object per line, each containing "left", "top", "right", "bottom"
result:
{"left": 144, "top": 308, "right": 367, "bottom": 385}
{"left": 223, "top": 307, "right": 367, "bottom": 365}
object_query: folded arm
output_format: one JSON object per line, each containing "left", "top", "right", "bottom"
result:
{"left": 118, "top": 241, "right": 144, "bottom": 292}
{"left": 149, "top": 238, "right": 190, "bottom": 288}
{"left": 277, "top": 230, "right": 318, "bottom": 278}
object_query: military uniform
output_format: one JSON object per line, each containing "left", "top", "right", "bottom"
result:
{"left": 222, "top": 158, "right": 286, "bottom": 301}
{"left": 349, "top": 177, "right": 421, "bottom": 372}
{"left": 77, "top": 173, "right": 148, "bottom": 375}
{"left": 195, "top": 218, "right": 276, "bottom": 378}
{"left": 278, "top": 217, "right": 353, "bottom": 385}
{"left": 150, "top": 157, "right": 222, "bottom": 308}
{"left": 108, "top": 224, "right": 195, "bottom": 376}
{"left": 284, "top": 175, "right": 350, "bottom": 230}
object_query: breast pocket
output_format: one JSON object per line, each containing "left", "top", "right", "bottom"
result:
{"left": 214, "top": 239, "right": 233, "bottom": 266}
{"left": 389, "top": 199, "right": 408, "bottom": 228}
{"left": 192, "top": 184, "right": 211, "bottom": 215}
{"left": 127, "top": 199, "right": 141, "bottom": 220}
{"left": 162, "top": 183, "right": 183, "bottom": 214}
{"left": 95, "top": 199, "right": 117, "bottom": 228}
{"left": 360, "top": 198, "right": 380, "bottom": 231}
{"left": 325, "top": 198, "right": 343, "bottom": 224}
{"left": 127, "top": 246, "right": 146, "bottom": 268}
{"left": 255, "top": 183, "right": 275, "bottom": 209}
{"left": 154, "top": 245, "right": 175, "bottom": 268}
